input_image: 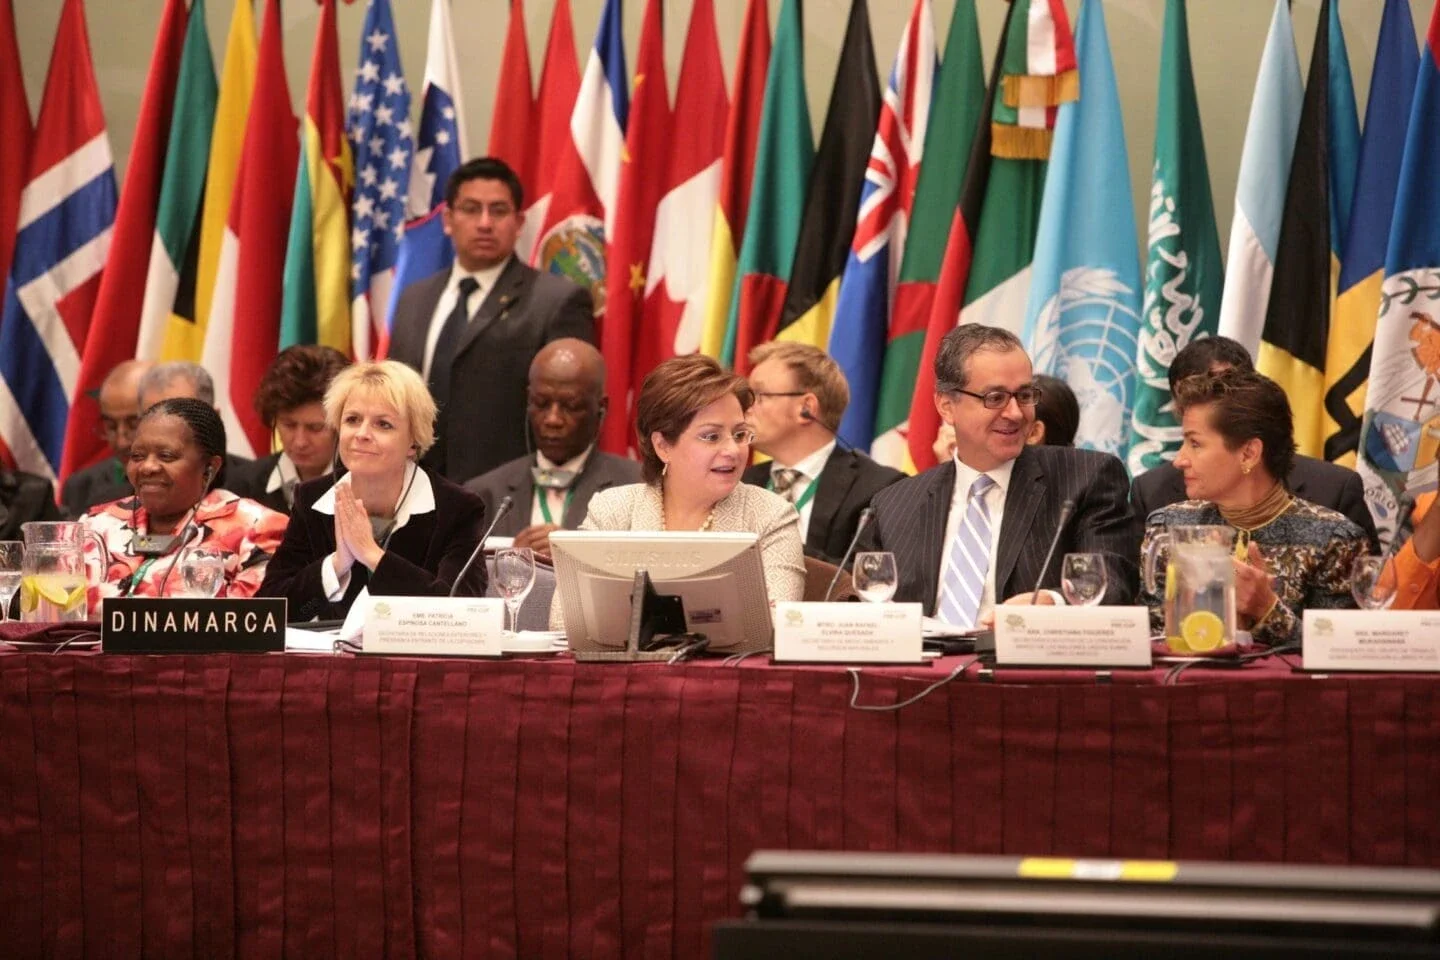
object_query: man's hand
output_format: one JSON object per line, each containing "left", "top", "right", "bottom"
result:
{"left": 514, "top": 522, "right": 562, "bottom": 562}
{"left": 1233, "top": 541, "right": 1277, "bottom": 625}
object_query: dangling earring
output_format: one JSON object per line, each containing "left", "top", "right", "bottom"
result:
{"left": 662, "top": 461, "right": 669, "bottom": 477}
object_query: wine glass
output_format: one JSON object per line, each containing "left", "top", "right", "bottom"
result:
{"left": 1060, "top": 553, "right": 1108, "bottom": 606}
{"left": 852, "top": 552, "right": 898, "bottom": 604}
{"left": 1351, "top": 556, "right": 1397, "bottom": 610}
{"left": 177, "top": 549, "right": 225, "bottom": 598}
{"left": 494, "top": 547, "right": 537, "bottom": 635}
{"left": 0, "top": 541, "right": 21, "bottom": 622}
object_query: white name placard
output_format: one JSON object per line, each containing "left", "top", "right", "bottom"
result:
{"left": 772, "top": 601, "right": 923, "bottom": 663}
{"left": 993, "top": 605, "right": 1152, "bottom": 667}
{"left": 360, "top": 596, "right": 505, "bottom": 657}
{"left": 1302, "top": 610, "right": 1440, "bottom": 672}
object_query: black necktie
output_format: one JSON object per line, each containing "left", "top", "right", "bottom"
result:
{"left": 428, "top": 276, "right": 480, "bottom": 406}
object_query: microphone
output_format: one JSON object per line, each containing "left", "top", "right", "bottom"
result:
{"left": 1029, "top": 498, "right": 1077, "bottom": 605}
{"left": 825, "top": 507, "right": 873, "bottom": 602}
{"left": 154, "top": 513, "right": 204, "bottom": 598}
{"left": 798, "top": 407, "right": 854, "bottom": 453}
{"left": 450, "top": 495, "right": 514, "bottom": 597}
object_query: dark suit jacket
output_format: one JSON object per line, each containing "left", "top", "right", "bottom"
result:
{"left": 860, "top": 445, "right": 1141, "bottom": 614}
{"left": 388, "top": 258, "right": 595, "bottom": 483}
{"left": 742, "top": 447, "right": 904, "bottom": 564}
{"left": 463, "top": 449, "right": 641, "bottom": 537}
{"left": 257, "top": 468, "right": 489, "bottom": 620}
{"left": 0, "top": 470, "right": 60, "bottom": 540}
{"left": 1130, "top": 455, "right": 1379, "bottom": 552}
{"left": 60, "top": 458, "right": 129, "bottom": 519}
{"left": 224, "top": 453, "right": 290, "bottom": 514}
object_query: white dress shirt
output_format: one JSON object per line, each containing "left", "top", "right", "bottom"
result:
{"left": 529, "top": 446, "right": 593, "bottom": 527}
{"left": 312, "top": 463, "right": 436, "bottom": 600}
{"left": 421, "top": 257, "right": 510, "bottom": 380}
{"left": 770, "top": 440, "right": 834, "bottom": 543}
{"left": 937, "top": 456, "right": 1016, "bottom": 624}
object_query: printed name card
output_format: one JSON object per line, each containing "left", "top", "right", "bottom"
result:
{"left": 993, "top": 605, "right": 1151, "bottom": 667}
{"left": 771, "top": 601, "right": 923, "bottom": 663}
{"left": 104, "top": 597, "right": 288, "bottom": 653}
{"left": 1302, "top": 610, "right": 1440, "bottom": 672}
{"left": 360, "top": 596, "right": 505, "bottom": 657}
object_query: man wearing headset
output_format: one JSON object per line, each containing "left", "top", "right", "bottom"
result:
{"left": 463, "top": 338, "right": 639, "bottom": 561}
{"left": 743, "top": 342, "right": 904, "bottom": 565}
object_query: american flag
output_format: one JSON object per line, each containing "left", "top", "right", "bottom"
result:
{"left": 347, "top": 0, "right": 412, "bottom": 360}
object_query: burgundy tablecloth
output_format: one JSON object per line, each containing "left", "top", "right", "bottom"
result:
{"left": 0, "top": 651, "right": 1437, "bottom": 959}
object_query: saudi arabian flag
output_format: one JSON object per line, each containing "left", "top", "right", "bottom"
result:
{"left": 1127, "top": 0, "right": 1223, "bottom": 474}
{"left": 134, "top": 0, "right": 216, "bottom": 360}
{"left": 867, "top": 0, "right": 983, "bottom": 467}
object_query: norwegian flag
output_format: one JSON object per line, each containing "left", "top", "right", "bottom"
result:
{"left": 347, "top": 0, "right": 412, "bottom": 360}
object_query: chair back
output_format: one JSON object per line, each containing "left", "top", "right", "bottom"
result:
{"left": 803, "top": 556, "right": 856, "bottom": 602}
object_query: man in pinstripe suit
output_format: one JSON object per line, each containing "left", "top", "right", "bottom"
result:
{"left": 859, "top": 326, "right": 1141, "bottom": 626}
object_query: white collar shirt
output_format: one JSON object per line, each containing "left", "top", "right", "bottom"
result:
{"left": 421, "top": 257, "right": 510, "bottom": 380}
{"left": 770, "top": 440, "right": 835, "bottom": 542}
{"left": 529, "top": 445, "right": 594, "bottom": 527}
{"left": 937, "top": 455, "right": 1016, "bottom": 621}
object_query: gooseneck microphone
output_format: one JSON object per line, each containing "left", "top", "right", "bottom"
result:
{"left": 154, "top": 512, "right": 205, "bottom": 598}
{"left": 450, "top": 495, "right": 514, "bottom": 597}
{"left": 825, "top": 507, "right": 873, "bottom": 602}
{"left": 1029, "top": 498, "right": 1077, "bottom": 606}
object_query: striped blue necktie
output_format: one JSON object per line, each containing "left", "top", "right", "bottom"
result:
{"left": 938, "top": 474, "right": 996, "bottom": 628}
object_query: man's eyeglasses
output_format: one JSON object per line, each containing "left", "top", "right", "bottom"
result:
{"left": 450, "top": 201, "right": 514, "bottom": 219}
{"left": 949, "top": 386, "right": 1043, "bottom": 409}
{"left": 752, "top": 391, "right": 806, "bottom": 400}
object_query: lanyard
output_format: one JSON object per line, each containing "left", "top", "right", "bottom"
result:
{"left": 767, "top": 473, "right": 819, "bottom": 513}
{"left": 537, "top": 487, "right": 575, "bottom": 525}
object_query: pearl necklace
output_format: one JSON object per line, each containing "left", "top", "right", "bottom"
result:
{"left": 660, "top": 495, "right": 717, "bottom": 532}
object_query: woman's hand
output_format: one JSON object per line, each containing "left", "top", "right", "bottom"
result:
{"left": 332, "top": 489, "right": 356, "bottom": 577}
{"left": 1233, "top": 541, "right": 1278, "bottom": 625}
{"left": 336, "top": 482, "right": 385, "bottom": 571}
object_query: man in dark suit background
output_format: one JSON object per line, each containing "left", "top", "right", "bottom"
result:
{"left": 1129, "top": 335, "right": 1379, "bottom": 551}
{"left": 388, "top": 157, "right": 594, "bottom": 483}
{"left": 464, "top": 338, "right": 639, "bottom": 560}
{"left": 859, "top": 325, "right": 1140, "bottom": 626}
{"left": 60, "top": 359, "right": 153, "bottom": 517}
{"left": 742, "top": 342, "right": 902, "bottom": 564}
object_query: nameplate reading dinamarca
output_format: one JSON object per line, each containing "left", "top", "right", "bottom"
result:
{"left": 103, "top": 597, "right": 288, "bottom": 653}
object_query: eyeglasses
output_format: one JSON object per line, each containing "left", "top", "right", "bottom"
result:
{"left": 450, "top": 200, "right": 514, "bottom": 219}
{"left": 949, "top": 386, "right": 1044, "bottom": 409}
{"left": 692, "top": 427, "right": 757, "bottom": 446}
{"left": 752, "top": 391, "right": 806, "bottom": 400}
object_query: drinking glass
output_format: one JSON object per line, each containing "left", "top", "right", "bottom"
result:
{"left": 1351, "top": 556, "right": 1397, "bottom": 611}
{"left": 852, "top": 552, "right": 898, "bottom": 604}
{"left": 1060, "top": 553, "right": 1108, "bottom": 606}
{"left": 0, "top": 541, "right": 21, "bottom": 622}
{"left": 494, "top": 547, "right": 537, "bottom": 634}
{"left": 177, "top": 549, "right": 226, "bottom": 598}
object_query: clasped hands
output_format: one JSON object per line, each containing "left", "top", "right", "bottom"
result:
{"left": 331, "top": 481, "right": 387, "bottom": 578}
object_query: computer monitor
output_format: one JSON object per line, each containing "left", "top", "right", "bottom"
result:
{"left": 549, "top": 530, "right": 773, "bottom": 660}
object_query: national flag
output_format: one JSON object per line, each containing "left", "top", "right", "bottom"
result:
{"left": 200, "top": 0, "right": 297, "bottom": 457}
{"left": 1324, "top": 0, "right": 1415, "bottom": 466}
{"left": 187, "top": 0, "right": 257, "bottom": 363}
{"left": 281, "top": 0, "right": 354, "bottom": 354}
{"left": 779, "top": 0, "right": 882, "bottom": 359}
{"left": 1257, "top": 0, "right": 1356, "bottom": 459}
{"left": 0, "top": 0, "right": 115, "bottom": 478}
{"left": 1022, "top": 0, "right": 1141, "bottom": 459}
{"left": 599, "top": 0, "right": 670, "bottom": 454}
{"left": 989, "top": 0, "right": 1078, "bottom": 160}
{"left": 346, "top": 0, "right": 412, "bottom": 360}
{"left": 720, "top": 0, "right": 813, "bottom": 375}
{"left": 62, "top": 0, "right": 186, "bottom": 481}
{"left": 1126, "top": 0, "right": 1224, "bottom": 474}
{"left": 135, "top": 0, "right": 217, "bottom": 363}
{"left": 1216, "top": 0, "right": 1302, "bottom": 357}
{"left": 384, "top": 0, "right": 469, "bottom": 357}
{"left": 0, "top": 0, "right": 32, "bottom": 288}
{"left": 902, "top": 0, "right": 1064, "bottom": 472}
{"left": 487, "top": 0, "right": 533, "bottom": 187}
{"left": 696, "top": 0, "right": 769, "bottom": 360}
{"left": 1357, "top": 4, "right": 1440, "bottom": 541}
{"left": 530, "top": 0, "right": 628, "bottom": 327}
{"left": 870, "top": 0, "right": 984, "bottom": 468}
{"left": 828, "top": 0, "right": 931, "bottom": 449}
{"left": 638, "top": 0, "right": 726, "bottom": 370}
{"left": 516, "top": 0, "right": 579, "bottom": 264}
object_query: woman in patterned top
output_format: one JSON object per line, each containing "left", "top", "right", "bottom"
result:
{"left": 83, "top": 398, "right": 288, "bottom": 609}
{"left": 1139, "top": 370, "right": 1367, "bottom": 646}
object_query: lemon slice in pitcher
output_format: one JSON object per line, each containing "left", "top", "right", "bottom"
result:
{"left": 18, "top": 576, "right": 39, "bottom": 614}
{"left": 62, "top": 583, "right": 87, "bottom": 612}
{"left": 1179, "top": 611, "right": 1226, "bottom": 652}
